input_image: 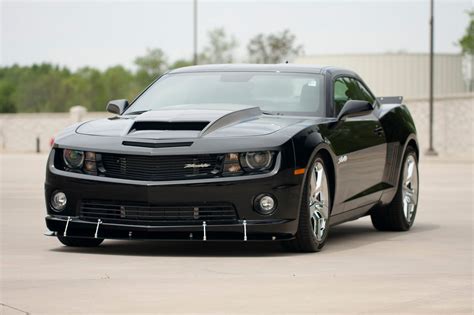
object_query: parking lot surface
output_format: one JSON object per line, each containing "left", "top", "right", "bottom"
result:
{"left": 1, "top": 154, "right": 472, "bottom": 314}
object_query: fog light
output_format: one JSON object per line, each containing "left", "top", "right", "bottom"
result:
{"left": 254, "top": 194, "right": 277, "bottom": 215}
{"left": 51, "top": 191, "right": 67, "bottom": 212}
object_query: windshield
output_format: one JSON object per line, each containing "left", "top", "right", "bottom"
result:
{"left": 126, "top": 71, "right": 325, "bottom": 116}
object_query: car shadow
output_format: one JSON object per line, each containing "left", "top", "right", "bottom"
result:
{"left": 325, "top": 220, "right": 439, "bottom": 253}
{"left": 49, "top": 220, "right": 439, "bottom": 257}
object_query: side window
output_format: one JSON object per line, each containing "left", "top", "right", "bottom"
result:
{"left": 334, "top": 77, "right": 350, "bottom": 115}
{"left": 350, "top": 79, "right": 375, "bottom": 104}
{"left": 334, "top": 77, "right": 375, "bottom": 115}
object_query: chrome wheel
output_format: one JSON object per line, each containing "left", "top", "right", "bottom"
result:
{"left": 402, "top": 154, "right": 418, "bottom": 223}
{"left": 308, "top": 161, "right": 330, "bottom": 241}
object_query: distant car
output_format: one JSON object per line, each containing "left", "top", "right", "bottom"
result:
{"left": 44, "top": 64, "right": 419, "bottom": 252}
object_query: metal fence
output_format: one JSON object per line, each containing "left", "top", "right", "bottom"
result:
{"left": 297, "top": 53, "right": 471, "bottom": 99}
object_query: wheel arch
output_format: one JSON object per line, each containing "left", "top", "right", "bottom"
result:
{"left": 378, "top": 103, "right": 419, "bottom": 189}
{"left": 406, "top": 137, "right": 419, "bottom": 159}
{"left": 317, "top": 148, "right": 336, "bottom": 211}
{"left": 381, "top": 133, "right": 419, "bottom": 206}
{"left": 289, "top": 124, "right": 342, "bottom": 223}
{"left": 398, "top": 134, "right": 419, "bottom": 185}
{"left": 293, "top": 142, "right": 338, "bottom": 223}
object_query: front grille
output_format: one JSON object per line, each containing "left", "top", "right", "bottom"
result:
{"left": 80, "top": 200, "right": 238, "bottom": 225}
{"left": 100, "top": 153, "right": 221, "bottom": 181}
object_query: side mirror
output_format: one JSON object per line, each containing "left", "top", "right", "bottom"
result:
{"left": 106, "top": 99, "right": 129, "bottom": 115}
{"left": 337, "top": 100, "right": 373, "bottom": 120}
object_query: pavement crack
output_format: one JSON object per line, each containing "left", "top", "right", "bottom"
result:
{"left": 0, "top": 302, "right": 30, "bottom": 314}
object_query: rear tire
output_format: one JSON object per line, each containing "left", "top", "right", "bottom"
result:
{"left": 283, "top": 154, "right": 332, "bottom": 252}
{"left": 371, "top": 146, "right": 419, "bottom": 231}
{"left": 57, "top": 236, "right": 104, "bottom": 247}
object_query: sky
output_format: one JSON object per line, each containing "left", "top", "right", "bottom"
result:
{"left": 1, "top": 0, "right": 472, "bottom": 70}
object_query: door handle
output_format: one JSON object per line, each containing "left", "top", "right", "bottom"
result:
{"left": 373, "top": 126, "right": 384, "bottom": 136}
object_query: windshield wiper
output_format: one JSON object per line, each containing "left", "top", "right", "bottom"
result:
{"left": 125, "top": 109, "right": 150, "bottom": 116}
{"left": 262, "top": 111, "right": 284, "bottom": 116}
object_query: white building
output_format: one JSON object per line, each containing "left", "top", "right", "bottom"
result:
{"left": 296, "top": 53, "right": 471, "bottom": 99}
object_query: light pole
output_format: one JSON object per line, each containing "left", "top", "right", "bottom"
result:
{"left": 193, "top": 0, "right": 198, "bottom": 65}
{"left": 426, "top": 0, "right": 438, "bottom": 155}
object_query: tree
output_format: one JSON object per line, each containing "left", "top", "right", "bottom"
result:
{"left": 13, "top": 63, "right": 73, "bottom": 112}
{"left": 103, "top": 66, "right": 135, "bottom": 101}
{"left": 458, "top": 10, "right": 474, "bottom": 55}
{"left": 169, "top": 59, "right": 193, "bottom": 70}
{"left": 0, "top": 35, "right": 301, "bottom": 113}
{"left": 247, "top": 29, "right": 304, "bottom": 64}
{"left": 70, "top": 67, "right": 106, "bottom": 111}
{"left": 134, "top": 48, "right": 168, "bottom": 86}
{"left": 0, "top": 81, "right": 16, "bottom": 113}
{"left": 200, "top": 28, "right": 238, "bottom": 64}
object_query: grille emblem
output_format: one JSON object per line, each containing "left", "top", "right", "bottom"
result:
{"left": 120, "top": 206, "right": 126, "bottom": 218}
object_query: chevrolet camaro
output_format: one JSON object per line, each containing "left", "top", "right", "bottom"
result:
{"left": 44, "top": 64, "right": 419, "bottom": 252}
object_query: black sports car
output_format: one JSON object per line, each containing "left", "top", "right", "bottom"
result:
{"left": 44, "top": 64, "right": 419, "bottom": 252}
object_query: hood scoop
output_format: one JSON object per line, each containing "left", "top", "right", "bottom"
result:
{"left": 125, "top": 106, "right": 262, "bottom": 140}
{"left": 127, "top": 121, "right": 210, "bottom": 140}
{"left": 130, "top": 121, "right": 210, "bottom": 132}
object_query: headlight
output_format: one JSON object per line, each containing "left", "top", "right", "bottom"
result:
{"left": 240, "top": 151, "right": 274, "bottom": 171}
{"left": 83, "top": 152, "right": 97, "bottom": 173}
{"left": 63, "top": 149, "right": 84, "bottom": 168}
{"left": 61, "top": 149, "right": 98, "bottom": 175}
{"left": 223, "top": 151, "right": 276, "bottom": 175}
{"left": 222, "top": 153, "right": 243, "bottom": 176}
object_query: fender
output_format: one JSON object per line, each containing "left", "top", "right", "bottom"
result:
{"left": 291, "top": 125, "right": 338, "bottom": 169}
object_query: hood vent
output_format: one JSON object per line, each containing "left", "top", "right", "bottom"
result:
{"left": 130, "top": 121, "right": 210, "bottom": 132}
{"left": 122, "top": 141, "right": 193, "bottom": 148}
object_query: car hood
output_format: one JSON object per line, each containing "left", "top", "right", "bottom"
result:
{"left": 76, "top": 105, "right": 305, "bottom": 139}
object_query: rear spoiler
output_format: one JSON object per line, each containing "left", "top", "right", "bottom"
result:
{"left": 376, "top": 96, "right": 403, "bottom": 104}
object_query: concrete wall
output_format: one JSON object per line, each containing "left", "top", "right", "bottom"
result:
{"left": 297, "top": 53, "right": 471, "bottom": 99}
{"left": 407, "top": 94, "right": 473, "bottom": 158}
{"left": 0, "top": 112, "right": 108, "bottom": 154}
{"left": 0, "top": 94, "right": 472, "bottom": 158}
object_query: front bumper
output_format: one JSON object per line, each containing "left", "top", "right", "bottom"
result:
{"left": 45, "top": 148, "right": 304, "bottom": 241}
{"left": 45, "top": 216, "right": 296, "bottom": 241}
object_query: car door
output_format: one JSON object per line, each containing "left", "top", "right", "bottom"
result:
{"left": 328, "top": 76, "right": 387, "bottom": 214}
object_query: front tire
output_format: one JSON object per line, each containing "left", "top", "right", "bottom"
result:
{"left": 57, "top": 236, "right": 104, "bottom": 247}
{"left": 286, "top": 154, "right": 332, "bottom": 252}
{"left": 371, "top": 146, "right": 419, "bottom": 231}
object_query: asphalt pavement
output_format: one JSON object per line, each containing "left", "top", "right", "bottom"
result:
{"left": 1, "top": 154, "right": 472, "bottom": 314}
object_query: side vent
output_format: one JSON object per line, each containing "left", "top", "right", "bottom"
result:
{"left": 383, "top": 142, "right": 402, "bottom": 185}
{"left": 130, "top": 121, "right": 209, "bottom": 132}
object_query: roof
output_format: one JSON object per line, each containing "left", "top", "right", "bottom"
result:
{"left": 168, "top": 63, "right": 354, "bottom": 75}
